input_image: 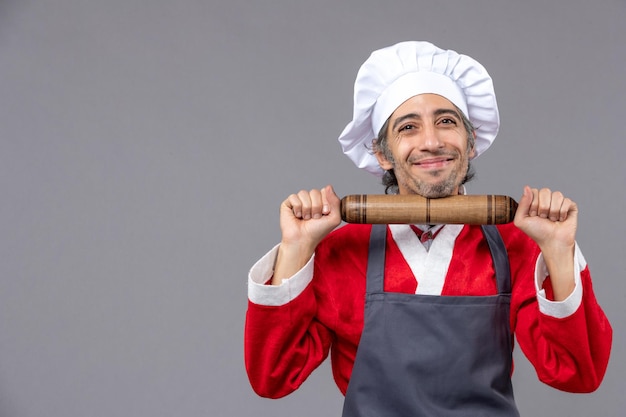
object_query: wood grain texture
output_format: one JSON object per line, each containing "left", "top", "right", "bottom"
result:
{"left": 341, "top": 194, "right": 518, "bottom": 225}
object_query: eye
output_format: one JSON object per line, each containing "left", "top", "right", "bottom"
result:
{"left": 397, "top": 124, "right": 415, "bottom": 133}
{"left": 439, "top": 118, "right": 457, "bottom": 125}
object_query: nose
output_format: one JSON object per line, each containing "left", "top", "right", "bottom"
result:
{"left": 418, "top": 124, "right": 443, "bottom": 151}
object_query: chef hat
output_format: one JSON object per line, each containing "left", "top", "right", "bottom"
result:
{"left": 338, "top": 41, "right": 499, "bottom": 177}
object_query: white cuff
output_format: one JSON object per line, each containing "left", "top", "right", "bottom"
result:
{"left": 535, "top": 243, "right": 586, "bottom": 318}
{"left": 247, "top": 244, "right": 315, "bottom": 306}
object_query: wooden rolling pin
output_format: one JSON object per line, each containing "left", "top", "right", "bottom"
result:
{"left": 340, "top": 194, "right": 518, "bottom": 225}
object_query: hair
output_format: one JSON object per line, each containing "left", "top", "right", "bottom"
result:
{"left": 371, "top": 106, "right": 476, "bottom": 194}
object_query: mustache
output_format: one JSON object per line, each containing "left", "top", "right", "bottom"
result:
{"left": 408, "top": 150, "right": 460, "bottom": 164}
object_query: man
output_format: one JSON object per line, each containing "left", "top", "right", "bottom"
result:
{"left": 245, "top": 41, "right": 612, "bottom": 416}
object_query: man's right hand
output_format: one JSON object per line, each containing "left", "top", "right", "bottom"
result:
{"left": 271, "top": 185, "right": 342, "bottom": 284}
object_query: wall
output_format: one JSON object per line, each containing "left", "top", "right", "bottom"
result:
{"left": 0, "top": 1, "right": 623, "bottom": 415}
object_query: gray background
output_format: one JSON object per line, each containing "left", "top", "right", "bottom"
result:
{"left": 0, "top": 0, "right": 624, "bottom": 416}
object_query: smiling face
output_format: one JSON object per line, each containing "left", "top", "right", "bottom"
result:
{"left": 374, "top": 94, "right": 476, "bottom": 197}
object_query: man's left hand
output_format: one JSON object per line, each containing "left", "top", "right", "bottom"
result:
{"left": 514, "top": 186, "right": 577, "bottom": 300}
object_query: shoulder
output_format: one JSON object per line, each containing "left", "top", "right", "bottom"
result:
{"left": 315, "top": 223, "right": 372, "bottom": 267}
{"left": 319, "top": 223, "right": 373, "bottom": 248}
{"left": 495, "top": 223, "right": 541, "bottom": 258}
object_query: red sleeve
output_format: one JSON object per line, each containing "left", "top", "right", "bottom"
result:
{"left": 244, "top": 283, "right": 334, "bottom": 398}
{"left": 501, "top": 224, "right": 613, "bottom": 393}
{"left": 244, "top": 224, "right": 371, "bottom": 398}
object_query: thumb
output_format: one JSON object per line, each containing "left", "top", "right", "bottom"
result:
{"left": 514, "top": 186, "right": 533, "bottom": 222}
{"left": 322, "top": 185, "right": 341, "bottom": 214}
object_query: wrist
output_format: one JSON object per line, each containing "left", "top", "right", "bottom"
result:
{"left": 540, "top": 244, "right": 576, "bottom": 301}
{"left": 271, "top": 241, "right": 316, "bottom": 285}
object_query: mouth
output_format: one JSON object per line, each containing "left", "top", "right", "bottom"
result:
{"left": 412, "top": 156, "right": 455, "bottom": 170}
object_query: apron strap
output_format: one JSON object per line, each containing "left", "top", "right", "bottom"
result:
{"left": 481, "top": 225, "right": 511, "bottom": 294}
{"left": 366, "top": 224, "right": 511, "bottom": 295}
{"left": 366, "top": 224, "right": 387, "bottom": 294}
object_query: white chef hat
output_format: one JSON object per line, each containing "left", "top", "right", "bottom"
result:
{"left": 338, "top": 41, "right": 500, "bottom": 177}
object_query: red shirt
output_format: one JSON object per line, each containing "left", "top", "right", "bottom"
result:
{"left": 245, "top": 223, "right": 612, "bottom": 398}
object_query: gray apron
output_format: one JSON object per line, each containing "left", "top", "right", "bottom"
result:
{"left": 342, "top": 225, "right": 519, "bottom": 416}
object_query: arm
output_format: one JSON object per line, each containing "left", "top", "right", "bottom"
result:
{"left": 512, "top": 186, "right": 612, "bottom": 391}
{"left": 245, "top": 185, "right": 343, "bottom": 398}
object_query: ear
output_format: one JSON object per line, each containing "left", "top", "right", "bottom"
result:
{"left": 375, "top": 149, "right": 394, "bottom": 171}
{"left": 468, "top": 131, "right": 477, "bottom": 159}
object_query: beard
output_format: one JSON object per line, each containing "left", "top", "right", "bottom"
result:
{"left": 393, "top": 149, "right": 471, "bottom": 198}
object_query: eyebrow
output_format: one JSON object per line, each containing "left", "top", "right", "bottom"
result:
{"left": 391, "top": 108, "right": 462, "bottom": 131}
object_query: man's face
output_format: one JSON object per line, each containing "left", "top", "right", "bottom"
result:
{"left": 375, "top": 93, "right": 475, "bottom": 197}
